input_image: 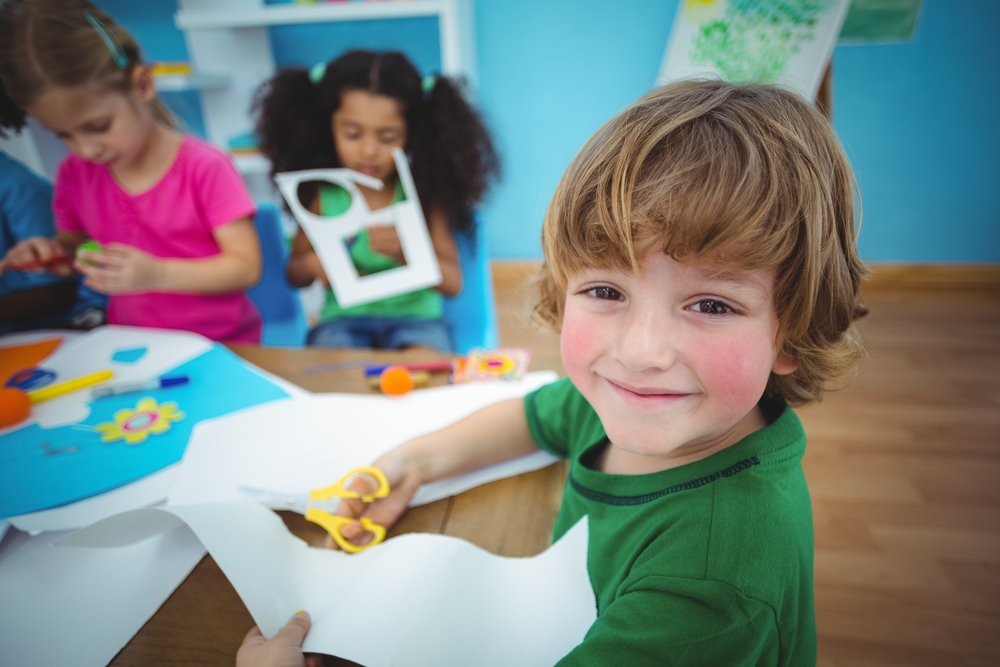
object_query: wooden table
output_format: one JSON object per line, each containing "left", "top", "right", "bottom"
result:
{"left": 108, "top": 346, "right": 566, "bottom": 667}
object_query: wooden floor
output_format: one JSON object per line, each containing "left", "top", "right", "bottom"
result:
{"left": 491, "top": 264, "right": 1000, "bottom": 667}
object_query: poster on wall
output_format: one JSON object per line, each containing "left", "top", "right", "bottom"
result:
{"left": 838, "top": 0, "right": 923, "bottom": 44}
{"left": 657, "top": 0, "right": 853, "bottom": 100}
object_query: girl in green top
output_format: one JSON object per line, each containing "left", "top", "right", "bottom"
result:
{"left": 254, "top": 50, "right": 500, "bottom": 351}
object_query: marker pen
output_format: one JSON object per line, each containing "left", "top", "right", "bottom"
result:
{"left": 91, "top": 376, "right": 190, "bottom": 399}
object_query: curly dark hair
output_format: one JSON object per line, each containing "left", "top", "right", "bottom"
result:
{"left": 0, "top": 76, "right": 27, "bottom": 138}
{"left": 252, "top": 50, "right": 500, "bottom": 235}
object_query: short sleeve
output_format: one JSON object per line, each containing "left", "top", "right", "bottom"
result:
{"left": 524, "top": 378, "right": 603, "bottom": 458}
{"left": 556, "top": 577, "right": 782, "bottom": 667}
{"left": 188, "top": 140, "right": 256, "bottom": 230}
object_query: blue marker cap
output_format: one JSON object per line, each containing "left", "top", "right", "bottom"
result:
{"left": 160, "top": 376, "right": 190, "bottom": 388}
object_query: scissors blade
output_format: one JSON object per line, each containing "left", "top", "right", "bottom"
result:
{"left": 238, "top": 486, "right": 311, "bottom": 514}
{"left": 238, "top": 486, "right": 342, "bottom": 515}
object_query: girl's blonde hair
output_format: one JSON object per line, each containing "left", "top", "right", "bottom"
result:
{"left": 536, "top": 80, "right": 868, "bottom": 405}
{"left": 0, "top": 0, "right": 173, "bottom": 127}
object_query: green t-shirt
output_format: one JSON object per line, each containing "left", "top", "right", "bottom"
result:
{"left": 524, "top": 378, "right": 816, "bottom": 667}
{"left": 317, "top": 182, "right": 442, "bottom": 322}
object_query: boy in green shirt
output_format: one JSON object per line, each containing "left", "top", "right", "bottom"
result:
{"left": 241, "top": 80, "right": 868, "bottom": 666}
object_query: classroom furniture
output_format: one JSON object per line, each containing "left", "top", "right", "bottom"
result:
{"left": 443, "top": 221, "right": 500, "bottom": 354}
{"left": 246, "top": 202, "right": 309, "bottom": 347}
{"left": 173, "top": 0, "right": 477, "bottom": 174}
{"left": 104, "top": 344, "right": 563, "bottom": 666}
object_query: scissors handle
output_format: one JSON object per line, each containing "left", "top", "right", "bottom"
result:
{"left": 305, "top": 509, "right": 386, "bottom": 554}
{"left": 309, "top": 466, "right": 390, "bottom": 503}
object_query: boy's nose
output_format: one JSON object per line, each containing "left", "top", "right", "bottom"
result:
{"left": 614, "top": 309, "right": 679, "bottom": 372}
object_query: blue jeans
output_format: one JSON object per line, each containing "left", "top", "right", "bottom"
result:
{"left": 306, "top": 317, "right": 454, "bottom": 352}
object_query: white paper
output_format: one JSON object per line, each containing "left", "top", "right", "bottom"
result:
{"left": 58, "top": 502, "right": 596, "bottom": 667}
{"left": 0, "top": 521, "right": 205, "bottom": 667}
{"left": 168, "top": 372, "right": 561, "bottom": 508}
{"left": 656, "top": 0, "right": 851, "bottom": 99}
{"left": 274, "top": 147, "right": 442, "bottom": 308}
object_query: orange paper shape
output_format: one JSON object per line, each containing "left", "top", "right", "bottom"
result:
{"left": 0, "top": 338, "right": 62, "bottom": 387}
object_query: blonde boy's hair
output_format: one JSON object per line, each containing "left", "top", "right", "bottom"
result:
{"left": 536, "top": 80, "right": 868, "bottom": 405}
{"left": 0, "top": 0, "right": 173, "bottom": 127}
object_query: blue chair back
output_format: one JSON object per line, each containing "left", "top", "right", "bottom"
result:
{"left": 247, "top": 202, "right": 308, "bottom": 347}
{"left": 444, "top": 221, "right": 499, "bottom": 355}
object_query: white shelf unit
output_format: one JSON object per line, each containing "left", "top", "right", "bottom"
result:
{"left": 173, "top": 0, "right": 477, "bottom": 163}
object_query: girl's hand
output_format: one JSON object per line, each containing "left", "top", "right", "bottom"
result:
{"left": 303, "top": 249, "right": 330, "bottom": 288}
{"left": 76, "top": 242, "right": 164, "bottom": 294}
{"left": 0, "top": 237, "right": 74, "bottom": 277}
{"left": 366, "top": 225, "right": 405, "bottom": 265}
{"left": 236, "top": 611, "right": 323, "bottom": 667}
{"left": 325, "top": 451, "right": 423, "bottom": 551}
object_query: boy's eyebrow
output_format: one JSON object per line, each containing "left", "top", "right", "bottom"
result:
{"left": 694, "top": 266, "right": 771, "bottom": 294}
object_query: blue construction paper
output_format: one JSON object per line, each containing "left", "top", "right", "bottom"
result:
{"left": 0, "top": 345, "right": 288, "bottom": 519}
{"left": 111, "top": 346, "right": 148, "bottom": 363}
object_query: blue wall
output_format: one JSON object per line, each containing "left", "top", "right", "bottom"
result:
{"left": 93, "top": 0, "right": 999, "bottom": 263}
{"left": 832, "top": 0, "right": 1000, "bottom": 262}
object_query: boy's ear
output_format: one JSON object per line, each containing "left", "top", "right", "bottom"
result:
{"left": 772, "top": 349, "right": 799, "bottom": 376}
{"left": 131, "top": 65, "right": 156, "bottom": 103}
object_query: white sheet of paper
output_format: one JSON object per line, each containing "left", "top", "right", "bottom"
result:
{"left": 167, "top": 372, "right": 562, "bottom": 509}
{"left": 0, "top": 521, "right": 205, "bottom": 667}
{"left": 57, "top": 502, "right": 596, "bottom": 667}
{"left": 656, "top": 0, "right": 851, "bottom": 99}
{"left": 274, "top": 147, "right": 441, "bottom": 308}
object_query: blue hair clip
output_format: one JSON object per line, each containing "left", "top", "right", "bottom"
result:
{"left": 309, "top": 62, "right": 327, "bottom": 85}
{"left": 421, "top": 74, "right": 437, "bottom": 98}
{"left": 85, "top": 12, "right": 128, "bottom": 69}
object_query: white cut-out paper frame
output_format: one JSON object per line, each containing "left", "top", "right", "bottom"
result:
{"left": 274, "top": 148, "right": 441, "bottom": 309}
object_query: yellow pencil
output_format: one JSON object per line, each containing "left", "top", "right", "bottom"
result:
{"left": 28, "top": 369, "right": 114, "bottom": 404}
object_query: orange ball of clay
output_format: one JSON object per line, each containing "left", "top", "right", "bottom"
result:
{"left": 379, "top": 366, "right": 414, "bottom": 395}
{"left": 0, "top": 387, "right": 31, "bottom": 427}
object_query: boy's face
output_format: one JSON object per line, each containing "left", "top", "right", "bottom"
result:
{"left": 560, "top": 249, "right": 798, "bottom": 474}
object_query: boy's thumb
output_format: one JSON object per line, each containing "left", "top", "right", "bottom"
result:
{"left": 279, "top": 611, "right": 311, "bottom": 646}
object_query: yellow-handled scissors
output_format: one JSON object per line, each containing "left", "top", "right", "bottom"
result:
{"left": 240, "top": 467, "right": 390, "bottom": 553}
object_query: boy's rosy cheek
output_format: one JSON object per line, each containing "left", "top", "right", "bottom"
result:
{"left": 697, "top": 339, "right": 775, "bottom": 409}
{"left": 559, "top": 314, "right": 598, "bottom": 375}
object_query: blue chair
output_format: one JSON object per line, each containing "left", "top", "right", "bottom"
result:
{"left": 247, "top": 202, "right": 308, "bottom": 347}
{"left": 444, "top": 221, "right": 500, "bottom": 355}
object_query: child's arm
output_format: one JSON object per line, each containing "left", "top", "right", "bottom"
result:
{"left": 76, "top": 217, "right": 262, "bottom": 295}
{"left": 332, "top": 397, "right": 539, "bottom": 547}
{"left": 286, "top": 227, "right": 328, "bottom": 289}
{"left": 0, "top": 231, "right": 88, "bottom": 277}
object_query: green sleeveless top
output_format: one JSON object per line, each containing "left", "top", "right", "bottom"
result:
{"left": 317, "top": 182, "right": 443, "bottom": 322}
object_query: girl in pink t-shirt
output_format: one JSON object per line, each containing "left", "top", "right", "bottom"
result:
{"left": 0, "top": 0, "right": 262, "bottom": 343}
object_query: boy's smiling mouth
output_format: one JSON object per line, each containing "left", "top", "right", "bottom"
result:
{"left": 604, "top": 378, "right": 693, "bottom": 407}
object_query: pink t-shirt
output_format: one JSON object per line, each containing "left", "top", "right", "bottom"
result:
{"left": 54, "top": 135, "right": 262, "bottom": 343}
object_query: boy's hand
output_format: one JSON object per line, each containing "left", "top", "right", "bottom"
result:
{"left": 236, "top": 611, "right": 323, "bottom": 667}
{"left": 366, "top": 225, "right": 406, "bottom": 265}
{"left": 76, "top": 243, "right": 164, "bottom": 294}
{"left": 1, "top": 237, "right": 74, "bottom": 277}
{"left": 325, "top": 453, "right": 422, "bottom": 551}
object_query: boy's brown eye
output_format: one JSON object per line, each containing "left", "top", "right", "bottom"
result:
{"left": 587, "top": 286, "right": 624, "bottom": 301}
{"left": 691, "top": 299, "right": 733, "bottom": 315}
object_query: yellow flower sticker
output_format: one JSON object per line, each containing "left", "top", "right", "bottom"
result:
{"left": 95, "top": 397, "right": 185, "bottom": 445}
